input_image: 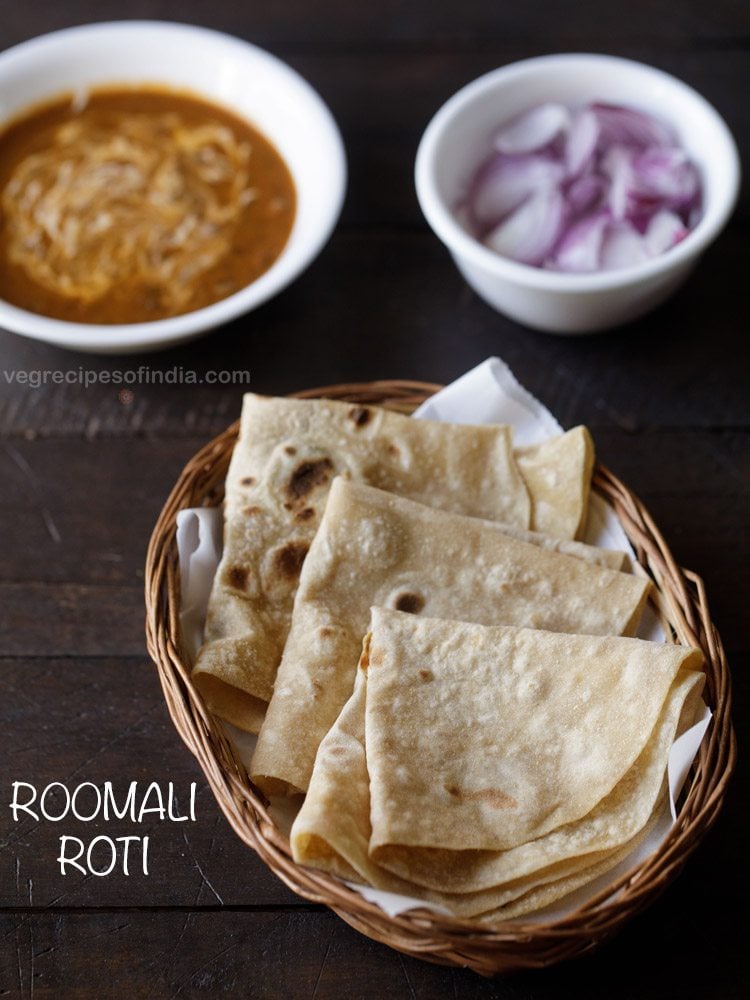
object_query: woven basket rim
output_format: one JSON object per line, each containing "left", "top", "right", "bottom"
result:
{"left": 145, "top": 379, "right": 736, "bottom": 976}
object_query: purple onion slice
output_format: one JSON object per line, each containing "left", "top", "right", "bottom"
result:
{"left": 591, "top": 102, "right": 677, "bottom": 150}
{"left": 469, "top": 152, "right": 565, "bottom": 232}
{"left": 632, "top": 148, "right": 701, "bottom": 210}
{"left": 565, "top": 173, "right": 606, "bottom": 215}
{"left": 600, "top": 222, "right": 650, "bottom": 270}
{"left": 493, "top": 103, "right": 571, "bottom": 154}
{"left": 484, "top": 187, "right": 565, "bottom": 266}
{"left": 565, "top": 109, "right": 600, "bottom": 178}
{"left": 644, "top": 210, "right": 689, "bottom": 255}
{"left": 552, "top": 210, "right": 610, "bottom": 273}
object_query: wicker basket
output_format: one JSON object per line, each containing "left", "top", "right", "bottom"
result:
{"left": 145, "top": 380, "right": 736, "bottom": 976}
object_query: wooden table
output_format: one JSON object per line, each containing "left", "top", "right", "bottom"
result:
{"left": 1, "top": 2, "right": 747, "bottom": 996}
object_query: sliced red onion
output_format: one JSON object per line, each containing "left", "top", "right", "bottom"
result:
{"left": 459, "top": 99, "right": 702, "bottom": 273}
{"left": 484, "top": 187, "right": 565, "bottom": 266}
{"left": 644, "top": 210, "right": 689, "bottom": 255}
{"left": 591, "top": 102, "right": 677, "bottom": 150}
{"left": 565, "top": 109, "right": 599, "bottom": 177}
{"left": 565, "top": 173, "right": 606, "bottom": 215}
{"left": 470, "top": 153, "right": 564, "bottom": 229}
{"left": 493, "top": 103, "right": 571, "bottom": 154}
{"left": 600, "top": 222, "right": 650, "bottom": 270}
{"left": 601, "top": 145, "right": 634, "bottom": 220}
{"left": 552, "top": 210, "right": 610, "bottom": 273}
{"left": 632, "top": 148, "right": 701, "bottom": 210}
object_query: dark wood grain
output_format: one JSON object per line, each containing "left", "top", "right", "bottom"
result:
{"left": 0, "top": 657, "right": 300, "bottom": 910}
{"left": 0, "top": 437, "right": 202, "bottom": 586}
{"left": 0, "top": 0, "right": 747, "bottom": 994}
{"left": 1, "top": 0, "right": 747, "bottom": 53}
{"left": 0, "top": 585, "right": 145, "bottom": 657}
{"left": 0, "top": 860, "right": 747, "bottom": 1000}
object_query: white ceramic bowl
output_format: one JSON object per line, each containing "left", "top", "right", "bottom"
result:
{"left": 0, "top": 21, "right": 346, "bottom": 354}
{"left": 415, "top": 54, "right": 740, "bottom": 334}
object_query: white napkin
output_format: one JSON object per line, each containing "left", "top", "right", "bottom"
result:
{"left": 414, "top": 356, "right": 563, "bottom": 444}
{"left": 176, "top": 507, "right": 222, "bottom": 661}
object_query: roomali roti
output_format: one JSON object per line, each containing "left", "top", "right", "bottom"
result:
{"left": 251, "top": 479, "right": 650, "bottom": 796}
{"left": 192, "top": 394, "right": 599, "bottom": 733}
{"left": 290, "top": 610, "right": 704, "bottom": 919}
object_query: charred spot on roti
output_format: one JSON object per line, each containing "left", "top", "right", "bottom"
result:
{"left": 295, "top": 506, "right": 316, "bottom": 522}
{"left": 328, "top": 746, "right": 346, "bottom": 757}
{"left": 369, "top": 648, "right": 384, "bottom": 668}
{"left": 284, "top": 445, "right": 297, "bottom": 456}
{"left": 286, "top": 457, "right": 334, "bottom": 503}
{"left": 444, "top": 784, "right": 517, "bottom": 809}
{"left": 227, "top": 566, "right": 249, "bottom": 591}
{"left": 311, "top": 679, "right": 323, "bottom": 700}
{"left": 348, "top": 405, "right": 371, "bottom": 427}
{"left": 393, "top": 591, "right": 425, "bottom": 614}
{"left": 240, "top": 476, "right": 255, "bottom": 487}
{"left": 418, "top": 668, "right": 433, "bottom": 682}
{"left": 387, "top": 441, "right": 401, "bottom": 459}
{"left": 319, "top": 627, "right": 335, "bottom": 639}
{"left": 244, "top": 505, "right": 262, "bottom": 516}
{"left": 272, "top": 540, "right": 309, "bottom": 581}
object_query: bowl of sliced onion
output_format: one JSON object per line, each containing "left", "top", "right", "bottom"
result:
{"left": 415, "top": 53, "right": 740, "bottom": 333}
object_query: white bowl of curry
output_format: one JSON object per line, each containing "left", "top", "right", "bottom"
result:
{"left": 0, "top": 21, "right": 346, "bottom": 353}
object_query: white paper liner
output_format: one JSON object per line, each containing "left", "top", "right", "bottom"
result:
{"left": 176, "top": 507, "right": 222, "bottom": 661}
{"left": 175, "top": 356, "right": 711, "bottom": 924}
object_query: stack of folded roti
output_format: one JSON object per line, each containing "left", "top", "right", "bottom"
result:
{"left": 250, "top": 479, "right": 649, "bottom": 796}
{"left": 193, "top": 393, "right": 595, "bottom": 731}
{"left": 290, "top": 609, "right": 704, "bottom": 920}
{"left": 187, "top": 392, "right": 705, "bottom": 921}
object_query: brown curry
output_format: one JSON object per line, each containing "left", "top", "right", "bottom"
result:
{"left": 0, "top": 87, "right": 296, "bottom": 324}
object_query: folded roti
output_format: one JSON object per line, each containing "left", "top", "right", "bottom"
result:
{"left": 192, "top": 395, "right": 604, "bottom": 732}
{"left": 365, "top": 610, "right": 704, "bottom": 853}
{"left": 251, "top": 479, "right": 650, "bottom": 795}
{"left": 476, "top": 817, "right": 659, "bottom": 921}
{"left": 290, "top": 610, "right": 704, "bottom": 920}
{"left": 489, "top": 524, "right": 625, "bottom": 571}
{"left": 192, "top": 393, "right": 531, "bottom": 731}
{"left": 515, "top": 426, "right": 594, "bottom": 540}
{"left": 291, "top": 662, "right": 662, "bottom": 919}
